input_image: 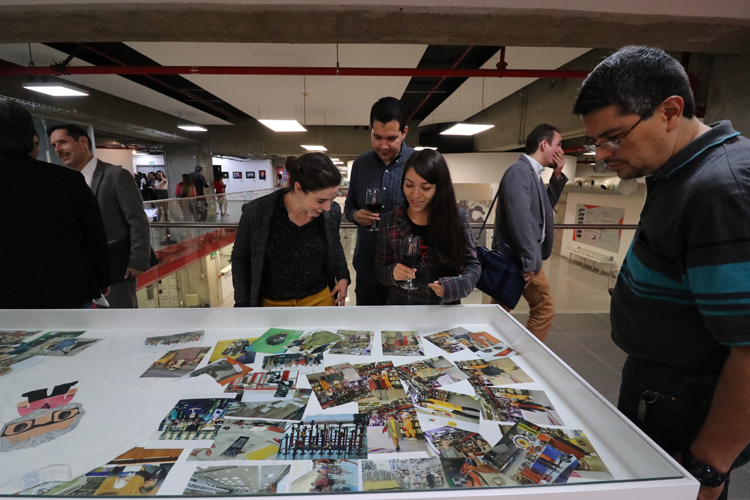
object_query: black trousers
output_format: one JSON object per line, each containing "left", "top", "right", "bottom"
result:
{"left": 354, "top": 277, "right": 389, "bottom": 306}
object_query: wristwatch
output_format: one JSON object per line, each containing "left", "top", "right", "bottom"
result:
{"left": 682, "top": 450, "right": 730, "bottom": 488}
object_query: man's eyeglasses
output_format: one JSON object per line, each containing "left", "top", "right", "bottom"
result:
{"left": 583, "top": 110, "right": 653, "bottom": 153}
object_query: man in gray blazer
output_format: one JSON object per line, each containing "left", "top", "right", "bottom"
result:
{"left": 493, "top": 124, "right": 568, "bottom": 341}
{"left": 49, "top": 124, "right": 151, "bottom": 308}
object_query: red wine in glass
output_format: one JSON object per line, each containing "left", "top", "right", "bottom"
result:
{"left": 365, "top": 188, "right": 382, "bottom": 232}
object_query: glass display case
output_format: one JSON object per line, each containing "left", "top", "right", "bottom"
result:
{"left": 0, "top": 305, "right": 697, "bottom": 499}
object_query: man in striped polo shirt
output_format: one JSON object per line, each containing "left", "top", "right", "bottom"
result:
{"left": 574, "top": 46, "right": 750, "bottom": 500}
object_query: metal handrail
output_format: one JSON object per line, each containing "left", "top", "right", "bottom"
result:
{"left": 149, "top": 222, "right": 638, "bottom": 230}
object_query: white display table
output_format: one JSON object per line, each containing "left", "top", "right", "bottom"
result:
{"left": 0, "top": 306, "right": 697, "bottom": 499}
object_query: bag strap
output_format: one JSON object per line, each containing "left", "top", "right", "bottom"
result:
{"left": 475, "top": 186, "right": 501, "bottom": 246}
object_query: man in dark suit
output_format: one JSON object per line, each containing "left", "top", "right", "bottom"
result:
{"left": 0, "top": 101, "right": 110, "bottom": 308}
{"left": 189, "top": 165, "right": 209, "bottom": 221}
{"left": 49, "top": 124, "right": 151, "bottom": 308}
{"left": 493, "top": 124, "right": 568, "bottom": 342}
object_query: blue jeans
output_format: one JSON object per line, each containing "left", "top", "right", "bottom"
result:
{"left": 619, "top": 356, "right": 750, "bottom": 499}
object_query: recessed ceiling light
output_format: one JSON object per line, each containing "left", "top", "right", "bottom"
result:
{"left": 440, "top": 124, "right": 495, "bottom": 136}
{"left": 329, "top": 158, "right": 340, "bottom": 162}
{"left": 582, "top": 152, "right": 596, "bottom": 155}
{"left": 178, "top": 124, "right": 208, "bottom": 132}
{"left": 301, "top": 145, "right": 327, "bottom": 151}
{"left": 132, "top": 150, "right": 147, "bottom": 156}
{"left": 258, "top": 120, "right": 307, "bottom": 132}
{"left": 23, "top": 83, "right": 88, "bottom": 97}
{"left": 333, "top": 160, "right": 344, "bottom": 165}
{"left": 413, "top": 146, "right": 438, "bottom": 151}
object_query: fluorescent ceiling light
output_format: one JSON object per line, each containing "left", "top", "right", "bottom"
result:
{"left": 329, "top": 158, "right": 340, "bottom": 162}
{"left": 413, "top": 146, "right": 438, "bottom": 151}
{"left": 440, "top": 124, "right": 495, "bottom": 136}
{"left": 258, "top": 120, "right": 307, "bottom": 132}
{"left": 333, "top": 160, "right": 344, "bottom": 165}
{"left": 582, "top": 151, "right": 596, "bottom": 155}
{"left": 301, "top": 145, "right": 327, "bottom": 151}
{"left": 178, "top": 124, "right": 208, "bottom": 132}
{"left": 23, "top": 83, "right": 88, "bottom": 97}
{"left": 132, "top": 151, "right": 147, "bottom": 156}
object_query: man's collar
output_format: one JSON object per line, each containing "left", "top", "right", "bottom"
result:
{"left": 80, "top": 155, "right": 98, "bottom": 173}
{"left": 653, "top": 121, "right": 740, "bottom": 179}
{"left": 522, "top": 154, "right": 545, "bottom": 177}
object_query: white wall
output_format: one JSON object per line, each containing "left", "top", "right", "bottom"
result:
{"left": 212, "top": 157, "right": 273, "bottom": 194}
{"left": 133, "top": 154, "right": 166, "bottom": 173}
{"left": 95, "top": 149, "right": 135, "bottom": 174}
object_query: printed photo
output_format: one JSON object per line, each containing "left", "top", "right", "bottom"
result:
{"left": 183, "top": 357, "right": 252, "bottom": 386}
{"left": 37, "top": 337, "right": 102, "bottom": 357}
{"left": 155, "top": 398, "right": 232, "bottom": 441}
{"left": 142, "top": 331, "right": 204, "bottom": 352}
{"left": 224, "top": 389, "right": 311, "bottom": 421}
{"left": 424, "top": 427, "right": 492, "bottom": 459}
{"left": 277, "top": 414, "right": 368, "bottom": 460}
{"left": 0, "top": 330, "right": 40, "bottom": 358}
{"left": 188, "top": 419, "right": 288, "bottom": 461}
{"left": 457, "top": 331, "right": 517, "bottom": 360}
{"left": 396, "top": 356, "right": 468, "bottom": 392}
{"left": 354, "top": 361, "right": 407, "bottom": 404}
{"left": 455, "top": 358, "right": 533, "bottom": 386}
{"left": 259, "top": 170, "right": 266, "bottom": 180}
{"left": 361, "top": 458, "right": 447, "bottom": 491}
{"left": 224, "top": 370, "right": 299, "bottom": 401}
{"left": 424, "top": 327, "right": 470, "bottom": 354}
{"left": 208, "top": 337, "right": 257, "bottom": 364}
{"left": 262, "top": 352, "right": 324, "bottom": 374}
{"left": 381, "top": 331, "right": 424, "bottom": 356}
{"left": 7, "top": 331, "right": 85, "bottom": 360}
{"left": 40, "top": 447, "right": 181, "bottom": 496}
{"left": 232, "top": 172, "right": 242, "bottom": 179}
{"left": 221, "top": 172, "right": 229, "bottom": 179}
{"left": 245, "top": 171, "right": 254, "bottom": 179}
{"left": 183, "top": 465, "right": 290, "bottom": 495}
{"left": 441, "top": 457, "right": 506, "bottom": 488}
{"left": 290, "top": 459, "right": 359, "bottom": 493}
{"left": 140, "top": 347, "right": 210, "bottom": 378}
{"left": 474, "top": 387, "right": 563, "bottom": 426}
{"left": 483, "top": 419, "right": 583, "bottom": 485}
{"left": 306, "top": 363, "right": 370, "bottom": 409}
{"left": 284, "top": 330, "right": 343, "bottom": 355}
{"left": 359, "top": 398, "right": 430, "bottom": 455}
{"left": 328, "top": 330, "right": 373, "bottom": 356}
{"left": 249, "top": 328, "right": 304, "bottom": 354}
{"left": 409, "top": 387, "right": 481, "bottom": 429}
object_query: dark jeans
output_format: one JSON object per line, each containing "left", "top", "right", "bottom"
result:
{"left": 354, "top": 277, "right": 389, "bottom": 306}
{"left": 619, "top": 356, "right": 750, "bottom": 499}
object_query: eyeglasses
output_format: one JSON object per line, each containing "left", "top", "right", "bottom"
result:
{"left": 583, "top": 110, "right": 652, "bottom": 152}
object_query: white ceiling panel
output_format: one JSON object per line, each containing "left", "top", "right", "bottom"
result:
{"left": 0, "top": 43, "right": 232, "bottom": 126}
{"left": 421, "top": 47, "right": 591, "bottom": 126}
{"left": 126, "top": 43, "right": 427, "bottom": 126}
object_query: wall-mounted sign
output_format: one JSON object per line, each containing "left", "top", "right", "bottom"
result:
{"left": 574, "top": 204, "right": 624, "bottom": 253}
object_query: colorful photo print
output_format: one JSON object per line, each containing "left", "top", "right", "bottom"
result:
{"left": 224, "top": 370, "right": 299, "bottom": 401}
{"left": 156, "top": 398, "right": 232, "bottom": 441}
{"left": 17, "top": 380, "right": 78, "bottom": 415}
{"left": 424, "top": 427, "right": 492, "bottom": 459}
{"left": 396, "top": 356, "right": 468, "bottom": 392}
{"left": 140, "top": 347, "right": 211, "bottom": 378}
{"left": 277, "top": 414, "right": 368, "bottom": 460}
{"left": 306, "top": 363, "right": 370, "bottom": 409}
{"left": 454, "top": 331, "right": 515, "bottom": 358}
{"left": 9, "top": 331, "right": 85, "bottom": 356}
{"left": 37, "top": 337, "right": 102, "bottom": 357}
{"left": 183, "top": 465, "right": 290, "bottom": 495}
{"left": 290, "top": 459, "right": 359, "bottom": 493}
{"left": 455, "top": 358, "right": 533, "bottom": 386}
{"left": 361, "top": 458, "right": 447, "bottom": 491}
{"left": 249, "top": 328, "right": 304, "bottom": 354}
{"left": 284, "top": 330, "right": 343, "bottom": 355}
{"left": 142, "top": 331, "right": 204, "bottom": 352}
{"left": 483, "top": 419, "right": 584, "bottom": 485}
{"left": 40, "top": 447, "right": 181, "bottom": 496}
{"left": 328, "top": 330, "right": 373, "bottom": 356}
{"left": 209, "top": 337, "right": 257, "bottom": 365}
{"left": 359, "top": 398, "right": 429, "bottom": 455}
{"left": 259, "top": 170, "right": 266, "bottom": 180}
{"left": 188, "top": 419, "right": 288, "bottom": 461}
{"left": 497, "top": 424, "right": 613, "bottom": 480}
{"left": 441, "top": 457, "right": 507, "bottom": 488}
{"left": 381, "top": 330, "right": 424, "bottom": 356}
{"left": 424, "top": 327, "right": 470, "bottom": 354}
{"left": 0, "top": 330, "right": 40, "bottom": 357}
{"left": 232, "top": 172, "right": 242, "bottom": 179}
{"left": 409, "top": 388, "right": 481, "bottom": 428}
{"left": 355, "top": 361, "right": 407, "bottom": 404}
{"left": 184, "top": 357, "right": 252, "bottom": 386}
{"left": 224, "top": 389, "right": 311, "bottom": 421}
{"left": 261, "top": 352, "right": 324, "bottom": 374}
{"left": 475, "top": 388, "right": 563, "bottom": 426}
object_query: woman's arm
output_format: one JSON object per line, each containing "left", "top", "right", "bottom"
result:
{"left": 431, "top": 210, "right": 481, "bottom": 304}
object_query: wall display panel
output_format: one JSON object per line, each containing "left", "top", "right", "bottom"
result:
{"left": 0, "top": 306, "right": 697, "bottom": 499}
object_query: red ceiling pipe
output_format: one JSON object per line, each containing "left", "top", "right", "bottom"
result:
{"left": 408, "top": 45, "right": 474, "bottom": 121}
{"left": 2, "top": 65, "right": 590, "bottom": 79}
{"left": 563, "top": 146, "right": 589, "bottom": 153}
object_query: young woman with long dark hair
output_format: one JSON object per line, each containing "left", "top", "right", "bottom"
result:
{"left": 374, "top": 149, "right": 481, "bottom": 304}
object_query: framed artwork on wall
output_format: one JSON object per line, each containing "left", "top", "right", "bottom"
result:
{"left": 222, "top": 172, "right": 229, "bottom": 179}
{"left": 232, "top": 172, "right": 242, "bottom": 179}
{"left": 247, "top": 171, "right": 256, "bottom": 179}
{"left": 259, "top": 170, "right": 266, "bottom": 180}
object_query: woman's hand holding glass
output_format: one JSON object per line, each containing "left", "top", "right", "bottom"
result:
{"left": 399, "top": 235, "right": 421, "bottom": 290}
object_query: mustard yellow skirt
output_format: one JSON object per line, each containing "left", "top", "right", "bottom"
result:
{"left": 262, "top": 287, "right": 334, "bottom": 307}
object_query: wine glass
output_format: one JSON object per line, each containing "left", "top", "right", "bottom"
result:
{"left": 400, "top": 235, "right": 421, "bottom": 290}
{"left": 365, "top": 188, "right": 382, "bottom": 232}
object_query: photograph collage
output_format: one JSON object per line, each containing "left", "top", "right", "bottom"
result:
{"left": 1, "top": 326, "right": 615, "bottom": 496}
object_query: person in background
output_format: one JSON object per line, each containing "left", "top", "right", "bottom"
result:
{"left": 345, "top": 97, "right": 415, "bottom": 305}
{"left": 154, "top": 170, "right": 170, "bottom": 222}
{"left": 374, "top": 149, "right": 480, "bottom": 305}
{"left": 213, "top": 175, "right": 228, "bottom": 217}
{"left": 144, "top": 172, "right": 156, "bottom": 201}
{"left": 1, "top": 102, "right": 110, "bottom": 308}
{"left": 30, "top": 133, "right": 39, "bottom": 159}
{"left": 49, "top": 123, "right": 149, "bottom": 308}
{"left": 175, "top": 173, "right": 197, "bottom": 221}
{"left": 189, "top": 165, "right": 209, "bottom": 221}
{"left": 232, "top": 153, "right": 350, "bottom": 307}
{"left": 492, "top": 124, "right": 568, "bottom": 342}
{"left": 574, "top": 45, "right": 750, "bottom": 500}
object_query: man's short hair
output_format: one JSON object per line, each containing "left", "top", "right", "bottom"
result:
{"left": 47, "top": 124, "right": 92, "bottom": 149}
{"left": 370, "top": 97, "right": 407, "bottom": 131}
{"left": 0, "top": 100, "right": 36, "bottom": 154}
{"left": 194, "top": 165, "right": 203, "bottom": 172}
{"left": 573, "top": 46, "right": 696, "bottom": 119}
{"left": 525, "top": 124, "right": 559, "bottom": 155}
